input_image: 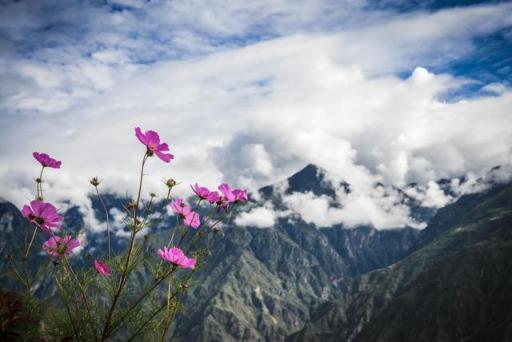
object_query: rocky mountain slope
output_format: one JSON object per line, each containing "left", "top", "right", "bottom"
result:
{"left": 289, "top": 172, "right": 512, "bottom": 342}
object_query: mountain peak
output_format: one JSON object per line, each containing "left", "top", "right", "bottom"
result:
{"left": 259, "top": 164, "right": 337, "bottom": 198}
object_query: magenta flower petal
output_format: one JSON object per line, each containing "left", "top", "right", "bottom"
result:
{"left": 170, "top": 198, "right": 192, "bottom": 217}
{"left": 134, "top": 127, "right": 174, "bottom": 163}
{"left": 184, "top": 211, "right": 200, "bottom": 229}
{"left": 207, "top": 191, "right": 219, "bottom": 204}
{"left": 218, "top": 183, "right": 236, "bottom": 202}
{"left": 21, "top": 200, "right": 61, "bottom": 235}
{"left": 33, "top": 152, "right": 61, "bottom": 168}
{"left": 157, "top": 246, "right": 196, "bottom": 269}
{"left": 158, "top": 143, "right": 169, "bottom": 152}
{"left": 21, "top": 205, "right": 31, "bottom": 217}
{"left": 135, "top": 127, "right": 147, "bottom": 145}
{"left": 170, "top": 198, "right": 184, "bottom": 214}
{"left": 145, "top": 130, "right": 160, "bottom": 146}
{"left": 233, "top": 189, "right": 249, "bottom": 202}
{"left": 155, "top": 150, "right": 174, "bottom": 163}
{"left": 191, "top": 183, "right": 211, "bottom": 200}
{"left": 181, "top": 257, "right": 197, "bottom": 269}
{"left": 94, "top": 260, "right": 111, "bottom": 277}
{"left": 39, "top": 202, "right": 55, "bottom": 217}
{"left": 31, "top": 200, "right": 43, "bottom": 216}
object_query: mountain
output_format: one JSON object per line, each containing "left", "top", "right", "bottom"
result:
{"left": 288, "top": 173, "right": 512, "bottom": 341}
{"left": 1, "top": 164, "right": 510, "bottom": 341}
{"left": 169, "top": 165, "right": 425, "bottom": 341}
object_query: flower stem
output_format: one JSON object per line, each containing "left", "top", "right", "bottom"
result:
{"left": 23, "top": 226, "right": 38, "bottom": 261}
{"left": 55, "top": 274, "right": 81, "bottom": 341}
{"left": 126, "top": 295, "right": 175, "bottom": 342}
{"left": 36, "top": 166, "right": 45, "bottom": 200}
{"left": 105, "top": 265, "right": 177, "bottom": 337}
{"left": 95, "top": 186, "right": 112, "bottom": 259}
{"left": 101, "top": 153, "right": 148, "bottom": 341}
{"left": 63, "top": 256, "right": 92, "bottom": 314}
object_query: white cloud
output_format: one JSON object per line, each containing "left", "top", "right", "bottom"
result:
{"left": 404, "top": 181, "right": 453, "bottom": 208}
{"left": 0, "top": 1, "right": 511, "bottom": 233}
{"left": 235, "top": 203, "right": 277, "bottom": 228}
{"left": 482, "top": 83, "right": 508, "bottom": 95}
{"left": 282, "top": 186, "right": 424, "bottom": 230}
{"left": 283, "top": 192, "right": 341, "bottom": 228}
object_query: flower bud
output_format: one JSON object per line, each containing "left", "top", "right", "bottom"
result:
{"left": 90, "top": 177, "right": 101, "bottom": 187}
{"left": 126, "top": 201, "right": 136, "bottom": 211}
{"left": 165, "top": 178, "right": 177, "bottom": 189}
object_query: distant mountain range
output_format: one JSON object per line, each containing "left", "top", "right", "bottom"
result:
{"left": 1, "top": 164, "right": 511, "bottom": 341}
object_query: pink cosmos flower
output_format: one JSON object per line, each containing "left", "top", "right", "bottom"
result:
{"left": 21, "top": 200, "right": 61, "bottom": 235}
{"left": 94, "top": 260, "right": 111, "bottom": 277}
{"left": 157, "top": 246, "right": 196, "bottom": 269}
{"left": 191, "top": 183, "right": 211, "bottom": 200}
{"left": 233, "top": 189, "right": 248, "bottom": 202}
{"left": 207, "top": 191, "right": 219, "bottom": 204}
{"left": 43, "top": 235, "right": 80, "bottom": 257}
{"left": 218, "top": 183, "right": 236, "bottom": 202}
{"left": 184, "top": 211, "right": 200, "bottom": 229}
{"left": 134, "top": 127, "right": 174, "bottom": 163}
{"left": 170, "top": 198, "right": 200, "bottom": 228}
{"left": 33, "top": 152, "right": 61, "bottom": 168}
{"left": 215, "top": 197, "right": 229, "bottom": 212}
{"left": 170, "top": 198, "right": 191, "bottom": 217}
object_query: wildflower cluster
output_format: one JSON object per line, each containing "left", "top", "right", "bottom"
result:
{"left": 8, "top": 127, "right": 247, "bottom": 341}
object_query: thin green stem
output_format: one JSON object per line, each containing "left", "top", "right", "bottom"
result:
{"left": 95, "top": 186, "right": 112, "bottom": 259}
{"left": 159, "top": 273, "right": 194, "bottom": 341}
{"left": 23, "top": 226, "right": 38, "bottom": 261}
{"left": 101, "top": 153, "right": 148, "bottom": 341}
{"left": 36, "top": 167, "right": 45, "bottom": 200}
{"left": 55, "top": 274, "right": 81, "bottom": 341}
{"left": 105, "top": 265, "right": 177, "bottom": 336}
{"left": 127, "top": 299, "right": 172, "bottom": 342}
{"left": 63, "top": 256, "right": 92, "bottom": 314}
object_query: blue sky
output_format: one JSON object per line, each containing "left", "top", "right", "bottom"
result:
{"left": 0, "top": 0, "right": 511, "bottom": 229}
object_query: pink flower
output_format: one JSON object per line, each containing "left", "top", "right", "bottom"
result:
{"left": 170, "top": 198, "right": 191, "bottom": 217}
{"left": 43, "top": 235, "right": 80, "bottom": 257}
{"left": 184, "top": 211, "right": 200, "bottom": 229}
{"left": 94, "top": 260, "right": 111, "bottom": 277}
{"left": 207, "top": 191, "right": 219, "bottom": 204}
{"left": 157, "top": 246, "right": 196, "bottom": 269}
{"left": 21, "top": 200, "right": 61, "bottom": 235}
{"left": 33, "top": 152, "right": 61, "bottom": 168}
{"left": 233, "top": 189, "right": 248, "bottom": 202}
{"left": 218, "top": 183, "right": 236, "bottom": 202}
{"left": 135, "top": 127, "right": 174, "bottom": 163}
{"left": 170, "top": 199, "right": 201, "bottom": 228}
{"left": 191, "top": 183, "right": 211, "bottom": 200}
{"left": 170, "top": 198, "right": 201, "bottom": 228}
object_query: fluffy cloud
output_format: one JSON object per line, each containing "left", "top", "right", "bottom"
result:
{"left": 234, "top": 203, "right": 277, "bottom": 228}
{"left": 0, "top": 1, "right": 511, "bottom": 233}
{"left": 282, "top": 186, "right": 424, "bottom": 230}
{"left": 404, "top": 181, "right": 453, "bottom": 208}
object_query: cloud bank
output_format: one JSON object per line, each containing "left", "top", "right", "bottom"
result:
{"left": 0, "top": 1, "right": 511, "bottom": 231}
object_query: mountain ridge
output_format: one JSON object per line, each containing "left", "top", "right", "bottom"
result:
{"left": 1, "top": 164, "right": 510, "bottom": 341}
